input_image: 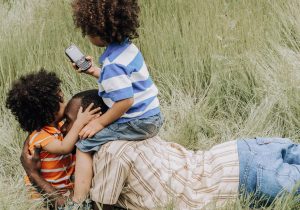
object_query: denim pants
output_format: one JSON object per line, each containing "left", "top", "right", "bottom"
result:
{"left": 238, "top": 137, "right": 300, "bottom": 204}
{"left": 76, "top": 113, "right": 163, "bottom": 152}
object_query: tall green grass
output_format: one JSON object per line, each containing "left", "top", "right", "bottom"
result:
{"left": 2, "top": 0, "right": 300, "bottom": 209}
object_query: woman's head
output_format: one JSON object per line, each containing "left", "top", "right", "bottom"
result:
{"left": 71, "top": 0, "right": 140, "bottom": 45}
{"left": 6, "top": 69, "right": 65, "bottom": 133}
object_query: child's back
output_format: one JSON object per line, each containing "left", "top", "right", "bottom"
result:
{"left": 99, "top": 39, "right": 160, "bottom": 123}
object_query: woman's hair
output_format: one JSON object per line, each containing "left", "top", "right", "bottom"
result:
{"left": 71, "top": 0, "right": 140, "bottom": 43}
{"left": 6, "top": 69, "right": 62, "bottom": 133}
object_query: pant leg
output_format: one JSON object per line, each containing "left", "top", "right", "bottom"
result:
{"left": 282, "top": 144, "right": 300, "bottom": 165}
{"left": 256, "top": 162, "right": 300, "bottom": 199}
{"left": 76, "top": 113, "right": 163, "bottom": 152}
{"left": 238, "top": 137, "right": 300, "bottom": 204}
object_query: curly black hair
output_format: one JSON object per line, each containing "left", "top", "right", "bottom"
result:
{"left": 6, "top": 69, "right": 62, "bottom": 133}
{"left": 71, "top": 0, "right": 140, "bottom": 43}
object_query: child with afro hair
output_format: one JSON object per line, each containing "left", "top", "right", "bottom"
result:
{"left": 6, "top": 69, "right": 100, "bottom": 208}
{"left": 68, "top": 0, "right": 164, "bottom": 207}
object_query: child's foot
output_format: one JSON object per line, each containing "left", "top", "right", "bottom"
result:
{"left": 63, "top": 199, "right": 93, "bottom": 210}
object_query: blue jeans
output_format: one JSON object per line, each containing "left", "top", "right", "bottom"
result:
{"left": 238, "top": 137, "right": 300, "bottom": 204}
{"left": 76, "top": 113, "right": 163, "bottom": 152}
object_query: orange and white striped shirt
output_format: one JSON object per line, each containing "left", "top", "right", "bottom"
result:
{"left": 91, "top": 137, "right": 240, "bottom": 210}
{"left": 25, "top": 123, "right": 75, "bottom": 191}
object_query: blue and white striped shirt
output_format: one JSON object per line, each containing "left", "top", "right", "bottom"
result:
{"left": 98, "top": 39, "right": 160, "bottom": 123}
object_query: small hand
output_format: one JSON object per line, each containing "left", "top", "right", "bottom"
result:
{"left": 20, "top": 136, "right": 42, "bottom": 176}
{"left": 72, "top": 56, "right": 98, "bottom": 74}
{"left": 79, "top": 119, "right": 105, "bottom": 139}
{"left": 75, "top": 103, "right": 101, "bottom": 126}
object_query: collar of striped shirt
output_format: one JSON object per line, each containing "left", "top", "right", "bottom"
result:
{"left": 99, "top": 38, "right": 131, "bottom": 64}
{"left": 42, "top": 121, "right": 63, "bottom": 136}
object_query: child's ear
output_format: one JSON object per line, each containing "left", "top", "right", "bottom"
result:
{"left": 58, "top": 90, "right": 64, "bottom": 103}
{"left": 58, "top": 96, "right": 64, "bottom": 103}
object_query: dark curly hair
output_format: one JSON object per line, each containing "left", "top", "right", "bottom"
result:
{"left": 72, "top": 0, "right": 140, "bottom": 43}
{"left": 6, "top": 69, "right": 62, "bottom": 133}
{"left": 72, "top": 89, "right": 108, "bottom": 113}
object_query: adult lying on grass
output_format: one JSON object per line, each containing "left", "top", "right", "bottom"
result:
{"left": 21, "top": 89, "right": 300, "bottom": 209}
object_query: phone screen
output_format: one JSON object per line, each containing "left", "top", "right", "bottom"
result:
{"left": 67, "top": 46, "right": 84, "bottom": 62}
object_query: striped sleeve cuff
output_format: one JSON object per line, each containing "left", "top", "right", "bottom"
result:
{"left": 106, "top": 86, "right": 134, "bottom": 102}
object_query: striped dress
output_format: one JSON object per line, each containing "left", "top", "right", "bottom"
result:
{"left": 98, "top": 39, "right": 160, "bottom": 123}
{"left": 91, "top": 136, "right": 240, "bottom": 210}
{"left": 25, "top": 123, "right": 75, "bottom": 197}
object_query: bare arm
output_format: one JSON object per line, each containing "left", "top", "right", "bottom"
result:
{"left": 42, "top": 121, "right": 83, "bottom": 154}
{"left": 95, "top": 98, "right": 133, "bottom": 127}
{"left": 79, "top": 98, "right": 134, "bottom": 139}
{"left": 85, "top": 65, "right": 101, "bottom": 78}
{"left": 43, "top": 104, "right": 100, "bottom": 154}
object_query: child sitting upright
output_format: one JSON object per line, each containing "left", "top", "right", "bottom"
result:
{"left": 68, "top": 0, "right": 164, "bottom": 207}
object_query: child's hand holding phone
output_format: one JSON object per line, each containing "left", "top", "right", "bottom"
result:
{"left": 65, "top": 44, "right": 100, "bottom": 78}
{"left": 74, "top": 56, "right": 100, "bottom": 78}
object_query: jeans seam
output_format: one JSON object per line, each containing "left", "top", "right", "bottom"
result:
{"left": 257, "top": 164, "right": 263, "bottom": 194}
{"left": 239, "top": 139, "right": 257, "bottom": 195}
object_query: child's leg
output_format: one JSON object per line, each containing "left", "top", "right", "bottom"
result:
{"left": 73, "top": 148, "right": 93, "bottom": 203}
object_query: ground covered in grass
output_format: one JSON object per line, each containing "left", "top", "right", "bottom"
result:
{"left": 2, "top": 0, "right": 300, "bottom": 209}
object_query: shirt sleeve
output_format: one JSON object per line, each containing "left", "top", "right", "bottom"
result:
{"left": 99, "top": 64, "right": 134, "bottom": 102}
{"left": 90, "top": 150, "right": 128, "bottom": 205}
{"left": 29, "top": 132, "right": 56, "bottom": 154}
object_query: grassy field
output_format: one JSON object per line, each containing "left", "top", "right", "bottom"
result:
{"left": 2, "top": 0, "right": 300, "bottom": 209}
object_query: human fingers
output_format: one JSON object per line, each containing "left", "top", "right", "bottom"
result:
{"left": 90, "top": 107, "right": 101, "bottom": 114}
{"left": 72, "top": 63, "right": 78, "bottom": 69}
{"left": 21, "top": 136, "right": 31, "bottom": 161}
{"left": 72, "top": 63, "right": 82, "bottom": 72}
{"left": 79, "top": 126, "right": 88, "bottom": 138}
{"left": 77, "top": 106, "right": 83, "bottom": 115}
{"left": 85, "top": 103, "right": 94, "bottom": 112}
{"left": 87, "top": 131, "right": 96, "bottom": 138}
{"left": 78, "top": 130, "right": 84, "bottom": 139}
{"left": 33, "top": 144, "right": 41, "bottom": 160}
{"left": 81, "top": 129, "right": 91, "bottom": 139}
{"left": 85, "top": 56, "right": 93, "bottom": 61}
{"left": 26, "top": 153, "right": 33, "bottom": 160}
{"left": 92, "top": 113, "right": 101, "bottom": 120}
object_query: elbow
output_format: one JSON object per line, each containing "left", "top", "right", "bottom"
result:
{"left": 124, "top": 98, "right": 134, "bottom": 112}
{"left": 126, "top": 98, "right": 134, "bottom": 106}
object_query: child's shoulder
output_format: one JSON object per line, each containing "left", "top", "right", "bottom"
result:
{"left": 28, "top": 129, "right": 56, "bottom": 150}
{"left": 104, "top": 42, "right": 142, "bottom": 66}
